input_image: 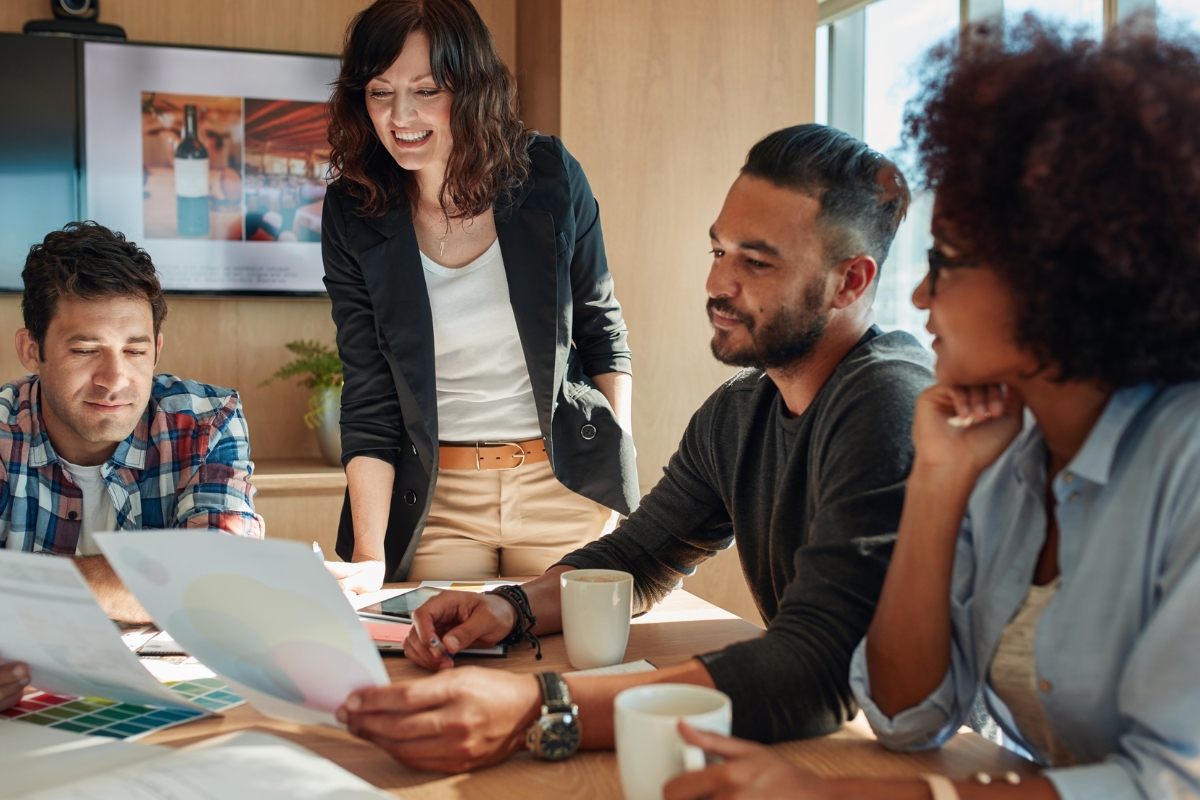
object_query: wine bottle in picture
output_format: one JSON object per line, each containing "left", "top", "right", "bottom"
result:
{"left": 174, "top": 104, "right": 210, "bottom": 237}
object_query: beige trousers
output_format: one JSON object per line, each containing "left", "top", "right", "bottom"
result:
{"left": 406, "top": 460, "right": 616, "bottom": 580}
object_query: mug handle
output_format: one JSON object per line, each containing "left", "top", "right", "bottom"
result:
{"left": 682, "top": 744, "right": 707, "bottom": 772}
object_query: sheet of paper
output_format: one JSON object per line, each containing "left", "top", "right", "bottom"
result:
{"left": 95, "top": 532, "right": 389, "bottom": 727}
{"left": 566, "top": 659, "right": 658, "bottom": 677}
{"left": 0, "top": 551, "right": 202, "bottom": 712}
{"left": 0, "top": 720, "right": 167, "bottom": 799}
{"left": 347, "top": 587, "right": 408, "bottom": 612}
{"left": 6, "top": 729, "right": 396, "bottom": 800}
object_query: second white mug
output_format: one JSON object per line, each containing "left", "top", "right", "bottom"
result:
{"left": 560, "top": 568, "right": 633, "bottom": 670}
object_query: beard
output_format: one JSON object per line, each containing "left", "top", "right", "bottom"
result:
{"left": 708, "top": 280, "right": 828, "bottom": 370}
{"left": 38, "top": 380, "right": 146, "bottom": 449}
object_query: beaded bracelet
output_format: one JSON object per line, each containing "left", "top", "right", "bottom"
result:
{"left": 486, "top": 584, "right": 543, "bottom": 660}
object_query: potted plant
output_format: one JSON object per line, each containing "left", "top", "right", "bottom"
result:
{"left": 263, "top": 340, "right": 344, "bottom": 466}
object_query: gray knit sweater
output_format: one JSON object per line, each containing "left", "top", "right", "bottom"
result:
{"left": 558, "top": 327, "right": 934, "bottom": 742}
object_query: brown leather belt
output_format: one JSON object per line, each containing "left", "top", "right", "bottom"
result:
{"left": 438, "top": 439, "right": 549, "bottom": 471}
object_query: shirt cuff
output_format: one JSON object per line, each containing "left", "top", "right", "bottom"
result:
{"left": 1045, "top": 761, "right": 1139, "bottom": 800}
{"left": 584, "top": 355, "right": 632, "bottom": 377}
{"left": 849, "top": 637, "right": 958, "bottom": 751}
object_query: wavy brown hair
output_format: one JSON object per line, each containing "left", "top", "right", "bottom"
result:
{"left": 909, "top": 16, "right": 1200, "bottom": 386}
{"left": 328, "top": 0, "right": 529, "bottom": 219}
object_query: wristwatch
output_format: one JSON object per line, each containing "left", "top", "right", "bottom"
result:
{"left": 525, "top": 672, "right": 581, "bottom": 761}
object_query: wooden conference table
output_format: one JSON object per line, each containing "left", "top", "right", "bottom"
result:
{"left": 142, "top": 583, "right": 1035, "bottom": 799}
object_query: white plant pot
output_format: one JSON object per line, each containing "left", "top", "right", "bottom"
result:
{"left": 315, "top": 385, "right": 342, "bottom": 467}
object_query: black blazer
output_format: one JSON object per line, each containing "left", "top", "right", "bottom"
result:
{"left": 322, "top": 135, "right": 639, "bottom": 580}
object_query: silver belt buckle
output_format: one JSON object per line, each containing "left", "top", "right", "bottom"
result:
{"left": 477, "top": 441, "right": 526, "bottom": 470}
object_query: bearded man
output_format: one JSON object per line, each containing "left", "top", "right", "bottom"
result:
{"left": 333, "top": 125, "right": 935, "bottom": 772}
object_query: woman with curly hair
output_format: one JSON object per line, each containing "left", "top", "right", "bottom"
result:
{"left": 663, "top": 18, "right": 1200, "bottom": 800}
{"left": 322, "top": 0, "right": 636, "bottom": 590}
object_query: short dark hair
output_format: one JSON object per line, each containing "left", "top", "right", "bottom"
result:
{"left": 328, "top": 0, "right": 530, "bottom": 219}
{"left": 742, "top": 124, "right": 911, "bottom": 275}
{"left": 22, "top": 222, "right": 168, "bottom": 358}
{"left": 909, "top": 17, "right": 1200, "bottom": 386}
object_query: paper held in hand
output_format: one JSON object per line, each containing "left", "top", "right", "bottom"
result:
{"left": 0, "top": 550, "right": 206, "bottom": 713}
{"left": 94, "top": 531, "right": 389, "bottom": 727}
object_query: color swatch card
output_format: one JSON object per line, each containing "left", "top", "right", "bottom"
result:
{"left": 2, "top": 680, "right": 243, "bottom": 742}
{"left": 0, "top": 550, "right": 205, "bottom": 713}
{"left": 95, "top": 531, "right": 390, "bottom": 727}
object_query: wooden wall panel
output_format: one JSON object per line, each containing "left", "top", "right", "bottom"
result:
{"left": 0, "top": 0, "right": 516, "bottom": 63}
{"left": 559, "top": 0, "right": 816, "bottom": 624}
{"left": 560, "top": 0, "right": 816, "bottom": 492}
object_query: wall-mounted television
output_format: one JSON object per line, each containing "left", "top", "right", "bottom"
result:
{"left": 0, "top": 33, "right": 339, "bottom": 295}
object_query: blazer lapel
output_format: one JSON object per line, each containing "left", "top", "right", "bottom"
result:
{"left": 495, "top": 203, "right": 562, "bottom": 436}
{"left": 360, "top": 206, "right": 439, "bottom": 460}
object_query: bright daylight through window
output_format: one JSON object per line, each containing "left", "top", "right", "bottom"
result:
{"left": 813, "top": 0, "right": 1200, "bottom": 345}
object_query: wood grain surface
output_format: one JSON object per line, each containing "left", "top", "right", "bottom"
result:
{"left": 140, "top": 586, "right": 1034, "bottom": 798}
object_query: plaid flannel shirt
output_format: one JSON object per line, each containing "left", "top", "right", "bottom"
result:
{"left": 0, "top": 374, "right": 264, "bottom": 554}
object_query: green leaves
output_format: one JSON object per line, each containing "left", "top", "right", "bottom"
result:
{"left": 262, "top": 340, "right": 344, "bottom": 390}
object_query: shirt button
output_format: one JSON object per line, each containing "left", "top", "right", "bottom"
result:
{"left": 581, "top": 424, "right": 597, "bottom": 440}
{"left": 1062, "top": 472, "right": 1074, "bottom": 483}
{"left": 403, "top": 490, "right": 417, "bottom": 506}
{"left": 1039, "top": 679, "right": 1052, "bottom": 692}
{"left": 1067, "top": 491, "right": 1080, "bottom": 502}
{"left": 68, "top": 511, "right": 78, "bottom": 520}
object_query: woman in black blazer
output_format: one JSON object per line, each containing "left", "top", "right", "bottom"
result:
{"left": 322, "top": 0, "right": 638, "bottom": 590}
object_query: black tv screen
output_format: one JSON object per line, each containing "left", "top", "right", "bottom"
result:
{"left": 0, "top": 34, "right": 340, "bottom": 295}
{"left": 0, "top": 34, "right": 79, "bottom": 292}
{"left": 83, "top": 41, "right": 339, "bottom": 294}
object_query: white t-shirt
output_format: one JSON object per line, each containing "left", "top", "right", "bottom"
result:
{"left": 421, "top": 239, "right": 543, "bottom": 442}
{"left": 57, "top": 456, "right": 118, "bottom": 556}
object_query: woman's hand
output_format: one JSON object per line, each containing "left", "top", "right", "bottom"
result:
{"left": 404, "top": 591, "right": 517, "bottom": 671}
{"left": 664, "top": 724, "right": 833, "bottom": 800}
{"left": 325, "top": 559, "right": 387, "bottom": 595}
{"left": 0, "top": 657, "right": 30, "bottom": 712}
{"left": 912, "top": 383, "right": 1025, "bottom": 478}
{"left": 337, "top": 666, "right": 540, "bottom": 773}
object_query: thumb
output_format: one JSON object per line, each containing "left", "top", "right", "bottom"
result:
{"left": 442, "top": 607, "right": 506, "bottom": 653}
{"left": 677, "top": 722, "right": 758, "bottom": 758}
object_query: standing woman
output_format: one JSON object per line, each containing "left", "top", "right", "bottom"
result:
{"left": 322, "top": 0, "right": 638, "bottom": 590}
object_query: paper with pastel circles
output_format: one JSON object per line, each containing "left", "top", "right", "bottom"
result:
{"left": 94, "top": 531, "right": 389, "bottom": 727}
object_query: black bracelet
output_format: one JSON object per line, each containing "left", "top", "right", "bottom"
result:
{"left": 486, "top": 584, "right": 542, "bottom": 660}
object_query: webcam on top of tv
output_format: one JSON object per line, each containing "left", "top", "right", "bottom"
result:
{"left": 24, "top": 0, "right": 127, "bottom": 41}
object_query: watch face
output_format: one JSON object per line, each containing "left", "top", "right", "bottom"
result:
{"left": 533, "top": 712, "right": 581, "bottom": 760}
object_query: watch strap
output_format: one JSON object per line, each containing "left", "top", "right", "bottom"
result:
{"left": 535, "top": 672, "right": 573, "bottom": 713}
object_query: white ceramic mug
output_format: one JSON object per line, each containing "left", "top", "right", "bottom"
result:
{"left": 560, "top": 569, "right": 633, "bottom": 670}
{"left": 615, "top": 684, "right": 733, "bottom": 800}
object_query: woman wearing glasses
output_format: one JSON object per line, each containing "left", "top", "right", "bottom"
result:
{"left": 665, "top": 18, "right": 1200, "bottom": 800}
{"left": 322, "top": 0, "right": 637, "bottom": 589}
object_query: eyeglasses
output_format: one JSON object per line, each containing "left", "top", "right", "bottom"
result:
{"left": 925, "top": 246, "right": 979, "bottom": 295}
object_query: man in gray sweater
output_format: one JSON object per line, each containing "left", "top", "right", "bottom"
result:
{"left": 335, "top": 125, "right": 935, "bottom": 773}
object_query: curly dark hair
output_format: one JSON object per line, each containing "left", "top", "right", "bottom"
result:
{"left": 908, "top": 16, "right": 1200, "bottom": 387}
{"left": 328, "top": 0, "right": 530, "bottom": 219}
{"left": 22, "top": 222, "right": 168, "bottom": 358}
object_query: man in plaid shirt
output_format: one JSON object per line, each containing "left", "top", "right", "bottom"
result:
{"left": 0, "top": 222, "right": 264, "bottom": 711}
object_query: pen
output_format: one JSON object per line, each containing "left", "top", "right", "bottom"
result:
{"left": 429, "top": 635, "right": 453, "bottom": 661}
{"left": 312, "top": 541, "right": 324, "bottom": 561}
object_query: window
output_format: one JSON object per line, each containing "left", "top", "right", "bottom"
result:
{"left": 1006, "top": 0, "right": 1104, "bottom": 36}
{"left": 1158, "top": 0, "right": 1200, "bottom": 30}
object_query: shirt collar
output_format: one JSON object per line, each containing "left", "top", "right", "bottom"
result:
{"left": 1066, "top": 384, "right": 1159, "bottom": 486}
{"left": 26, "top": 376, "right": 151, "bottom": 471}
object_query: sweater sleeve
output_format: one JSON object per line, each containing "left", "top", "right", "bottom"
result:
{"left": 556, "top": 385, "right": 731, "bottom": 611}
{"left": 698, "top": 358, "right": 932, "bottom": 743}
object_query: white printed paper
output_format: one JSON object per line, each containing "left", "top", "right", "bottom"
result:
{"left": 95, "top": 532, "right": 389, "bottom": 727}
{"left": 566, "top": 659, "right": 658, "bottom": 677}
{"left": 0, "top": 551, "right": 202, "bottom": 712}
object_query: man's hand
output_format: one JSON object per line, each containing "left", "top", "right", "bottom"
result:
{"left": 337, "top": 666, "right": 541, "bottom": 773}
{"left": 325, "top": 559, "right": 387, "bottom": 595}
{"left": 404, "top": 591, "right": 517, "bottom": 671}
{"left": 663, "top": 723, "right": 829, "bottom": 800}
{"left": 0, "top": 656, "right": 30, "bottom": 712}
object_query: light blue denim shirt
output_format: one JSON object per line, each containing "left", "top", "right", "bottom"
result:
{"left": 850, "top": 383, "right": 1200, "bottom": 800}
